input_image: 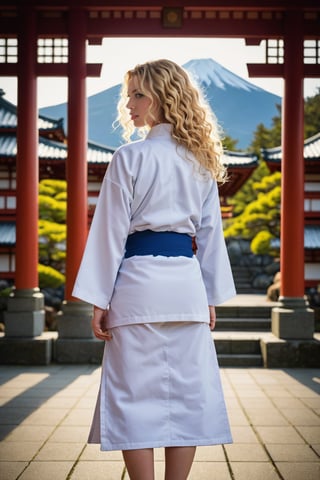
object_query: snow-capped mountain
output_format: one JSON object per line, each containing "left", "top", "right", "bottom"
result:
{"left": 40, "top": 58, "right": 281, "bottom": 149}
{"left": 184, "top": 58, "right": 260, "bottom": 92}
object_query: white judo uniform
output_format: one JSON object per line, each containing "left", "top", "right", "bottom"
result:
{"left": 73, "top": 123, "right": 236, "bottom": 451}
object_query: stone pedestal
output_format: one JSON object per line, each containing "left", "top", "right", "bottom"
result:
{"left": 54, "top": 338, "right": 104, "bottom": 364}
{"left": 0, "top": 332, "right": 56, "bottom": 365}
{"left": 260, "top": 333, "right": 320, "bottom": 368}
{"left": 4, "top": 288, "right": 45, "bottom": 337}
{"left": 272, "top": 296, "right": 314, "bottom": 339}
{"left": 55, "top": 300, "right": 104, "bottom": 363}
{"left": 264, "top": 296, "right": 319, "bottom": 367}
{"left": 57, "top": 300, "right": 94, "bottom": 338}
{"left": 1, "top": 288, "right": 53, "bottom": 364}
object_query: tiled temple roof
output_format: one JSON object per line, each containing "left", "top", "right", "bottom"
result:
{"left": 222, "top": 150, "right": 258, "bottom": 167}
{"left": 0, "top": 134, "right": 113, "bottom": 164}
{"left": 271, "top": 225, "right": 320, "bottom": 250}
{"left": 0, "top": 92, "right": 64, "bottom": 131}
{"left": 261, "top": 132, "right": 320, "bottom": 162}
{"left": 0, "top": 222, "right": 15, "bottom": 246}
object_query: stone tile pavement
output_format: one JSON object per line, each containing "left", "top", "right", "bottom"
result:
{"left": 0, "top": 364, "right": 319, "bottom": 480}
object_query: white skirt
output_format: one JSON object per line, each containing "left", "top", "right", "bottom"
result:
{"left": 88, "top": 322, "right": 232, "bottom": 451}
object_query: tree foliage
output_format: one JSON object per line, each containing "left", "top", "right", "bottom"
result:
{"left": 40, "top": 179, "right": 67, "bottom": 194}
{"left": 38, "top": 179, "right": 67, "bottom": 285}
{"left": 38, "top": 263, "right": 65, "bottom": 289}
{"left": 225, "top": 90, "right": 319, "bottom": 256}
{"left": 39, "top": 194, "right": 67, "bottom": 223}
{"left": 227, "top": 160, "right": 271, "bottom": 217}
{"left": 222, "top": 134, "right": 239, "bottom": 151}
{"left": 304, "top": 88, "right": 320, "bottom": 138}
{"left": 250, "top": 105, "right": 282, "bottom": 155}
{"left": 249, "top": 89, "right": 320, "bottom": 155}
{"left": 251, "top": 230, "right": 275, "bottom": 255}
{"left": 225, "top": 171, "right": 281, "bottom": 256}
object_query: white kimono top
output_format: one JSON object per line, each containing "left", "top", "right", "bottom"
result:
{"left": 72, "top": 123, "right": 236, "bottom": 328}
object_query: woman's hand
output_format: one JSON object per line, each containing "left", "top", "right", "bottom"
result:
{"left": 209, "top": 305, "right": 216, "bottom": 331}
{"left": 91, "top": 306, "right": 113, "bottom": 341}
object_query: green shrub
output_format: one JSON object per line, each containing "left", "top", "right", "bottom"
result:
{"left": 0, "top": 287, "right": 13, "bottom": 297}
{"left": 40, "top": 179, "right": 67, "bottom": 194}
{"left": 38, "top": 264, "right": 65, "bottom": 288}
{"left": 39, "top": 183, "right": 55, "bottom": 196}
{"left": 39, "top": 195, "right": 66, "bottom": 223}
{"left": 251, "top": 230, "right": 275, "bottom": 255}
{"left": 55, "top": 191, "right": 67, "bottom": 201}
{"left": 38, "top": 219, "right": 66, "bottom": 237}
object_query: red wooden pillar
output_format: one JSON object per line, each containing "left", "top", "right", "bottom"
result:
{"left": 65, "top": 8, "right": 88, "bottom": 301}
{"left": 57, "top": 9, "right": 102, "bottom": 359}
{"left": 15, "top": 7, "right": 38, "bottom": 289}
{"left": 280, "top": 10, "right": 305, "bottom": 300}
{"left": 4, "top": 5, "right": 45, "bottom": 340}
{"left": 271, "top": 10, "right": 314, "bottom": 341}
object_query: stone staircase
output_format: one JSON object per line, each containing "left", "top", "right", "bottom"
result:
{"left": 230, "top": 265, "right": 253, "bottom": 294}
{"left": 212, "top": 296, "right": 276, "bottom": 367}
{"left": 231, "top": 265, "right": 268, "bottom": 294}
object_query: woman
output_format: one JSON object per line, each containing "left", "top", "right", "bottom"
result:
{"left": 73, "top": 59, "right": 236, "bottom": 480}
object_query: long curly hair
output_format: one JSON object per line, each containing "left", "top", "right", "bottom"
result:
{"left": 116, "top": 59, "right": 226, "bottom": 182}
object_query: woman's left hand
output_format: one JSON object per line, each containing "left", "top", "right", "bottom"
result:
{"left": 209, "top": 305, "right": 216, "bottom": 331}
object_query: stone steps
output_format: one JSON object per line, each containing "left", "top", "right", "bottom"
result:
{"left": 212, "top": 297, "right": 277, "bottom": 366}
{"left": 215, "top": 317, "right": 271, "bottom": 331}
{"left": 230, "top": 265, "right": 259, "bottom": 294}
{"left": 213, "top": 332, "right": 264, "bottom": 367}
{"left": 218, "top": 353, "right": 263, "bottom": 367}
{"left": 231, "top": 264, "right": 272, "bottom": 294}
{"left": 215, "top": 303, "right": 274, "bottom": 319}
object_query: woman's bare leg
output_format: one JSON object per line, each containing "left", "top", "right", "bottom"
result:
{"left": 122, "top": 448, "right": 154, "bottom": 480}
{"left": 164, "top": 446, "right": 196, "bottom": 480}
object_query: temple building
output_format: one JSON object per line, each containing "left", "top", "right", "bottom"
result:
{"left": 261, "top": 133, "right": 320, "bottom": 289}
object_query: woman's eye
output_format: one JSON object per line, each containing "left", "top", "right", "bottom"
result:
{"left": 135, "top": 93, "right": 144, "bottom": 99}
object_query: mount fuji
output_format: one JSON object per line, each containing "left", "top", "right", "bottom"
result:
{"left": 40, "top": 58, "right": 281, "bottom": 150}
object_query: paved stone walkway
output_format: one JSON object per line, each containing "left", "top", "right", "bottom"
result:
{"left": 0, "top": 365, "right": 319, "bottom": 480}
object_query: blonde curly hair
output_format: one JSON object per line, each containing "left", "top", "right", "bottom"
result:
{"left": 116, "top": 59, "right": 226, "bottom": 182}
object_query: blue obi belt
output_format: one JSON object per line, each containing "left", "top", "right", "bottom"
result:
{"left": 124, "top": 230, "right": 194, "bottom": 258}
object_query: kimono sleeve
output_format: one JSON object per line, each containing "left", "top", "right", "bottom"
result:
{"left": 72, "top": 151, "right": 133, "bottom": 309}
{"left": 196, "top": 181, "right": 236, "bottom": 305}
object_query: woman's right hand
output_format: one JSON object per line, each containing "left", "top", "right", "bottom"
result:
{"left": 91, "top": 306, "right": 113, "bottom": 341}
{"left": 209, "top": 305, "right": 216, "bottom": 331}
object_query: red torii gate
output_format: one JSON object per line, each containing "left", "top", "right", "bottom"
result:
{"left": 0, "top": 0, "right": 319, "bottom": 364}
